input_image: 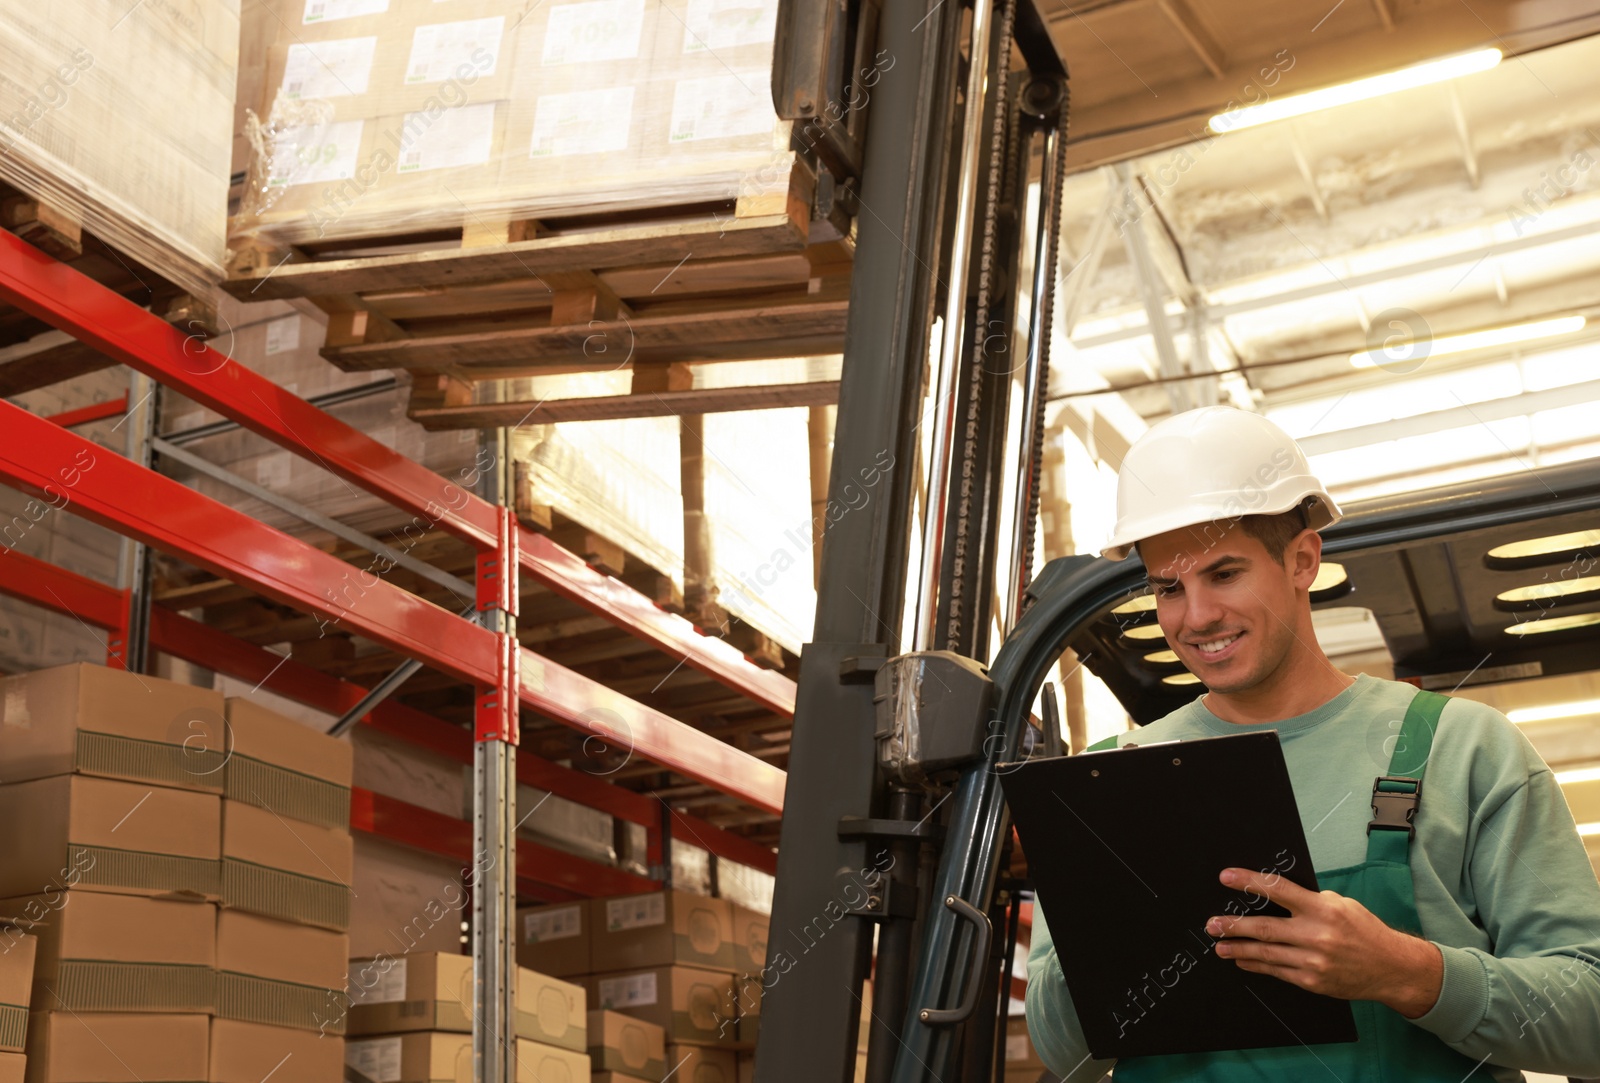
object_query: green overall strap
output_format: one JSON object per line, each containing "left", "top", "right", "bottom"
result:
{"left": 1366, "top": 689, "right": 1449, "bottom": 865}
{"left": 1086, "top": 735, "right": 1120, "bottom": 752}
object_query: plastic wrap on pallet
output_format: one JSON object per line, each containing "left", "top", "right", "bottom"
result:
{"left": 702, "top": 357, "right": 839, "bottom": 654}
{"left": 160, "top": 305, "right": 477, "bottom": 541}
{"left": 230, "top": 0, "right": 790, "bottom": 251}
{"left": 513, "top": 417, "right": 686, "bottom": 588}
{"left": 452, "top": 765, "right": 618, "bottom": 866}
{"left": 718, "top": 859, "right": 775, "bottom": 914}
{"left": 672, "top": 838, "right": 712, "bottom": 895}
{"left": 0, "top": 1, "right": 236, "bottom": 296}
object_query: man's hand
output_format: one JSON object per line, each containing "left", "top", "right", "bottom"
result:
{"left": 1207, "top": 867, "right": 1444, "bottom": 1018}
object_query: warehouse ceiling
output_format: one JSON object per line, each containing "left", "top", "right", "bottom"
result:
{"left": 1050, "top": 27, "right": 1600, "bottom": 507}
{"left": 1050, "top": 0, "right": 1600, "bottom": 168}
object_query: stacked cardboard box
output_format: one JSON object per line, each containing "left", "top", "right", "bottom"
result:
{"left": 234, "top": 0, "right": 789, "bottom": 247}
{"left": 588, "top": 1009, "right": 665, "bottom": 1081}
{"left": 0, "top": 932, "right": 35, "bottom": 1083}
{"left": 0, "top": 664, "right": 222, "bottom": 1083}
{"left": 344, "top": 951, "right": 589, "bottom": 1082}
{"left": 520, "top": 889, "right": 767, "bottom": 1065}
{"left": 0, "top": 665, "right": 354, "bottom": 1083}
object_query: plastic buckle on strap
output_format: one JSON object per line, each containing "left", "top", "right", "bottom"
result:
{"left": 1368, "top": 776, "right": 1422, "bottom": 836}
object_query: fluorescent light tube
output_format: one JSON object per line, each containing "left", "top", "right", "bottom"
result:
{"left": 1211, "top": 49, "right": 1502, "bottom": 133}
{"left": 1507, "top": 697, "right": 1600, "bottom": 725}
{"left": 1350, "top": 315, "right": 1587, "bottom": 369}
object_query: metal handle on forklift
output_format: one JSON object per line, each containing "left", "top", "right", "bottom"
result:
{"left": 917, "top": 893, "right": 992, "bottom": 1025}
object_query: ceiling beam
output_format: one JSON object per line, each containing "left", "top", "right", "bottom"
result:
{"left": 1296, "top": 379, "right": 1600, "bottom": 457}
{"left": 1155, "top": 0, "right": 1225, "bottom": 77}
{"left": 1074, "top": 213, "right": 1600, "bottom": 351}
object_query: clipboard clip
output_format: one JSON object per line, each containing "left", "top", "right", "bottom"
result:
{"left": 1368, "top": 775, "right": 1422, "bottom": 836}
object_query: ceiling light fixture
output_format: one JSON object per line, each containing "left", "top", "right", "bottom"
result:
{"left": 1578, "top": 822, "right": 1600, "bottom": 837}
{"left": 1554, "top": 766, "right": 1600, "bottom": 785}
{"left": 1349, "top": 315, "right": 1587, "bottom": 369}
{"left": 1507, "top": 698, "right": 1600, "bottom": 725}
{"left": 1209, "top": 48, "right": 1502, "bottom": 134}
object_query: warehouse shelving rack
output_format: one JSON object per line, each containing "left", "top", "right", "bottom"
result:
{"left": 0, "top": 224, "right": 790, "bottom": 1069}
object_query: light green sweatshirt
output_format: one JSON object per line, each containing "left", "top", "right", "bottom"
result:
{"left": 1024, "top": 674, "right": 1600, "bottom": 1082}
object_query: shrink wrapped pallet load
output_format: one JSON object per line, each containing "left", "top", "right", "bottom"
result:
{"left": 0, "top": 0, "right": 236, "bottom": 296}
{"left": 230, "top": 0, "right": 789, "bottom": 250}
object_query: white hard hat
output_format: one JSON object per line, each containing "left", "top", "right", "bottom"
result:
{"left": 1102, "top": 406, "right": 1342, "bottom": 561}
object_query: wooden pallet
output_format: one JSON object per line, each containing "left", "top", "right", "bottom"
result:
{"left": 220, "top": 159, "right": 853, "bottom": 431}
{"left": 0, "top": 181, "right": 224, "bottom": 398}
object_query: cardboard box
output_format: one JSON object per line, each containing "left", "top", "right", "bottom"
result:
{"left": 591, "top": 892, "right": 734, "bottom": 974}
{"left": 586, "top": 966, "right": 737, "bottom": 1046}
{"left": 351, "top": 835, "right": 465, "bottom": 959}
{"left": 731, "top": 974, "right": 760, "bottom": 1048}
{"left": 0, "top": 774, "right": 221, "bottom": 900}
{"left": 346, "top": 1031, "right": 469, "bottom": 1083}
{"left": 209, "top": 1018, "right": 344, "bottom": 1083}
{"left": 728, "top": 906, "right": 768, "bottom": 976}
{"left": 664, "top": 1043, "right": 735, "bottom": 1083}
{"left": 215, "top": 910, "right": 348, "bottom": 1034}
{"left": 0, "top": 1053, "right": 20, "bottom": 1083}
{"left": 514, "top": 1039, "right": 588, "bottom": 1083}
{"left": 9, "top": 892, "right": 214, "bottom": 1014}
{"left": 517, "top": 967, "right": 586, "bottom": 1053}
{"left": 1004, "top": 1015, "right": 1044, "bottom": 1068}
{"left": 587, "top": 1009, "right": 664, "bottom": 1079}
{"left": 0, "top": 933, "right": 34, "bottom": 1052}
{"left": 346, "top": 952, "right": 472, "bottom": 1036}
{"left": 24, "top": 1012, "right": 208, "bottom": 1083}
{"left": 516, "top": 902, "right": 588, "bottom": 977}
{"left": 223, "top": 699, "right": 353, "bottom": 831}
{"left": 0, "top": 664, "right": 226, "bottom": 790}
{"left": 221, "top": 798, "right": 352, "bottom": 932}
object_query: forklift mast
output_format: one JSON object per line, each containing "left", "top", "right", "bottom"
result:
{"left": 755, "top": 0, "right": 1069, "bottom": 1079}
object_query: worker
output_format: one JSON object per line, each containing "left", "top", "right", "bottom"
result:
{"left": 1024, "top": 406, "right": 1600, "bottom": 1083}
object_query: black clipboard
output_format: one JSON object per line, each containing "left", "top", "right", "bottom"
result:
{"left": 1000, "top": 730, "right": 1358, "bottom": 1060}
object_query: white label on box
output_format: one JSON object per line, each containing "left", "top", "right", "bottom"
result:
{"left": 281, "top": 37, "right": 377, "bottom": 100}
{"left": 366, "top": 957, "right": 408, "bottom": 1004}
{"left": 598, "top": 972, "right": 658, "bottom": 1009}
{"left": 406, "top": 17, "right": 505, "bottom": 83}
{"left": 542, "top": 0, "right": 646, "bottom": 65}
{"left": 346, "top": 1037, "right": 402, "bottom": 1083}
{"left": 669, "top": 73, "right": 774, "bottom": 143}
{"left": 683, "top": 0, "right": 778, "bottom": 52}
{"left": 267, "top": 119, "right": 366, "bottom": 187}
{"left": 1005, "top": 1034, "right": 1030, "bottom": 1062}
{"left": 606, "top": 894, "right": 666, "bottom": 931}
{"left": 304, "top": 0, "right": 388, "bottom": 23}
{"left": 396, "top": 101, "right": 498, "bottom": 173}
{"left": 525, "top": 905, "right": 582, "bottom": 942}
{"left": 264, "top": 316, "right": 301, "bottom": 356}
{"left": 529, "top": 85, "right": 633, "bottom": 158}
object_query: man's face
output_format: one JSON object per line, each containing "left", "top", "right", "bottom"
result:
{"left": 1139, "top": 521, "right": 1313, "bottom": 696}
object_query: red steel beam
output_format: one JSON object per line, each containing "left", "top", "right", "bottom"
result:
{"left": 0, "top": 229, "right": 797, "bottom": 717}
{"left": 0, "top": 547, "right": 779, "bottom": 872}
{"left": 0, "top": 398, "right": 498, "bottom": 684}
{"left": 350, "top": 787, "right": 659, "bottom": 901}
{"left": 44, "top": 396, "right": 128, "bottom": 429}
{"left": 521, "top": 648, "right": 787, "bottom": 816}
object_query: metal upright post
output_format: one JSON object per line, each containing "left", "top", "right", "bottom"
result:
{"left": 111, "top": 370, "right": 157, "bottom": 672}
{"left": 473, "top": 426, "right": 519, "bottom": 1083}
